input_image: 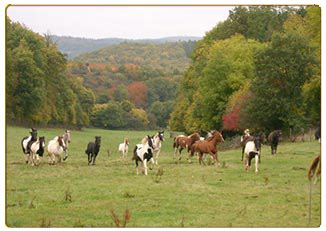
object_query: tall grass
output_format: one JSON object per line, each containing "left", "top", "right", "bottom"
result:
{"left": 6, "top": 126, "right": 321, "bottom": 227}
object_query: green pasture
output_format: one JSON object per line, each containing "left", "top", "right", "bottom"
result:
{"left": 6, "top": 126, "right": 321, "bottom": 227}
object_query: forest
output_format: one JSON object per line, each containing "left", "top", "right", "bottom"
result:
{"left": 6, "top": 6, "right": 321, "bottom": 134}
{"left": 169, "top": 6, "right": 321, "bottom": 135}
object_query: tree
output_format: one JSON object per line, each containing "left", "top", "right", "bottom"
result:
{"left": 10, "top": 39, "right": 46, "bottom": 123}
{"left": 245, "top": 32, "right": 315, "bottom": 130}
{"left": 127, "top": 81, "right": 148, "bottom": 108}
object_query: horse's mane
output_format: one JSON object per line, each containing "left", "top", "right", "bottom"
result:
{"left": 189, "top": 132, "right": 200, "bottom": 141}
{"left": 206, "top": 130, "right": 219, "bottom": 142}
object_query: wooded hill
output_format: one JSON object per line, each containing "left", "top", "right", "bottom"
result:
{"left": 51, "top": 35, "right": 201, "bottom": 59}
{"left": 169, "top": 6, "right": 321, "bottom": 135}
{"left": 67, "top": 41, "right": 197, "bottom": 129}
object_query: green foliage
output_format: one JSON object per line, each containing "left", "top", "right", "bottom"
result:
{"left": 245, "top": 32, "right": 316, "bottom": 130}
{"left": 6, "top": 18, "right": 95, "bottom": 127}
{"left": 170, "top": 6, "right": 320, "bottom": 133}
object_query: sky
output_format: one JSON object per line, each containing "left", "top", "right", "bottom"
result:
{"left": 6, "top": 6, "right": 234, "bottom": 39}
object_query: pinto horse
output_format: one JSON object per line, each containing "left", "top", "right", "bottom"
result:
{"left": 47, "top": 136, "right": 66, "bottom": 165}
{"left": 173, "top": 132, "right": 200, "bottom": 160}
{"left": 190, "top": 130, "right": 224, "bottom": 166}
{"left": 243, "top": 136, "right": 262, "bottom": 173}
{"left": 30, "top": 136, "right": 45, "bottom": 166}
{"left": 21, "top": 128, "right": 38, "bottom": 163}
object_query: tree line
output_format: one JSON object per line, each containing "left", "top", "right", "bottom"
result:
{"left": 6, "top": 17, "right": 95, "bottom": 128}
{"left": 169, "top": 6, "right": 320, "bottom": 135}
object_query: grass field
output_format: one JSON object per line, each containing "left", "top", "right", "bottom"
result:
{"left": 6, "top": 126, "right": 321, "bottom": 227}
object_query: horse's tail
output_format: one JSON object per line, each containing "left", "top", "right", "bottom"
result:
{"left": 21, "top": 137, "right": 26, "bottom": 154}
{"left": 308, "top": 155, "right": 321, "bottom": 180}
{"left": 173, "top": 137, "right": 178, "bottom": 148}
{"left": 132, "top": 146, "right": 138, "bottom": 160}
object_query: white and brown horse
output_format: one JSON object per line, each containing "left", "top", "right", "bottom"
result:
{"left": 62, "top": 130, "right": 71, "bottom": 161}
{"left": 47, "top": 136, "right": 66, "bottom": 165}
{"left": 173, "top": 132, "right": 200, "bottom": 160}
{"left": 118, "top": 138, "right": 129, "bottom": 159}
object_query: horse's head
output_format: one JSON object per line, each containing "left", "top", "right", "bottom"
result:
{"left": 147, "top": 135, "right": 154, "bottom": 149}
{"left": 190, "top": 132, "right": 201, "bottom": 142}
{"left": 65, "top": 130, "right": 71, "bottom": 143}
{"left": 125, "top": 138, "right": 129, "bottom": 145}
{"left": 95, "top": 136, "right": 101, "bottom": 146}
{"left": 158, "top": 130, "right": 165, "bottom": 142}
{"left": 210, "top": 130, "right": 224, "bottom": 143}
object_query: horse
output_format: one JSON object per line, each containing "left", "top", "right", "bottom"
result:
{"left": 315, "top": 126, "right": 321, "bottom": 143}
{"left": 30, "top": 136, "right": 45, "bottom": 166}
{"left": 190, "top": 130, "right": 224, "bottom": 166}
{"left": 173, "top": 132, "right": 200, "bottom": 160}
{"left": 240, "top": 129, "right": 251, "bottom": 161}
{"left": 132, "top": 135, "right": 155, "bottom": 175}
{"left": 62, "top": 130, "right": 71, "bottom": 161}
{"left": 243, "top": 135, "right": 262, "bottom": 173}
{"left": 85, "top": 136, "right": 101, "bottom": 165}
{"left": 47, "top": 136, "right": 67, "bottom": 165}
{"left": 21, "top": 128, "right": 38, "bottom": 163}
{"left": 267, "top": 130, "right": 282, "bottom": 155}
{"left": 118, "top": 138, "right": 129, "bottom": 159}
{"left": 152, "top": 131, "right": 165, "bottom": 165}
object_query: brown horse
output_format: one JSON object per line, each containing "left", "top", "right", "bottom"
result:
{"left": 308, "top": 154, "right": 321, "bottom": 183}
{"left": 173, "top": 132, "right": 200, "bottom": 160}
{"left": 190, "top": 130, "right": 224, "bottom": 166}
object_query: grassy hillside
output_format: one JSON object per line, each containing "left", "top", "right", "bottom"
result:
{"left": 6, "top": 126, "right": 321, "bottom": 227}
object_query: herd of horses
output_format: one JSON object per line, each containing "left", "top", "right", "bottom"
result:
{"left": 20, "top": 127, "right": 320, "bottom": 178}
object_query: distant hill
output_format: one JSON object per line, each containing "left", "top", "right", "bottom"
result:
{"left": 51, "top": 35, "right": 201, "bottom": 59}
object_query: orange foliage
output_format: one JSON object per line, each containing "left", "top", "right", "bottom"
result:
{"left": 88, "top": 63, "right": 107, "bottom": 72}
{"left": 127, "top": 82, "right": 148, "bottom": 108}
{"left": 111, "top": 65, "right": 119, "bottom": 73}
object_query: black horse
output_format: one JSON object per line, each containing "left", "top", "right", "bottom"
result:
{"left": 315, "top": 126, "right": 321, "bottom": 143}
{"left": 85, "top": 136, "right": 101, "bottom": 165}
{"left": 267, "top": 130, "right": 282, "bottom": 155}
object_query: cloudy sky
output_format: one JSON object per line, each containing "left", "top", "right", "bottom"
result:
{"left": 7, "top": 6, "right": 234, "bottom": 39}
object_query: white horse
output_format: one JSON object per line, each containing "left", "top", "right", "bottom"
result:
{"left": 118, "top": 138, "right": 129, "bottom": 159}
{"left": 244, "top": 137, "right": 261, "bottom": 173}
{"left": 47, "top": 136, "right": 66, "bottom": 165}
{"left": 133, "top": 135, "right": 155, "bottom": 175}
{"left": 30, "top": 136, "right": 45, "bottom": 166}
{"left": 62, "top": 130, "right": 71, "bottom": 161}
{"left": 152, "top": 131, "right": 164, "bottom": 165}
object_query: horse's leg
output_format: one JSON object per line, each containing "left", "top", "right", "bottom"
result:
{"left": 88, "top": 154, "right": 92, "bottom": 165}
{"left": 241, "top": 146, "right": 245, "bottom": 161}
{"left": 178, "top": 148, "right": 183, "bottom": 161}
{"left": 63, "top": 150, "right": 68, "bottom": 161}
{"left": 198, "top": 152, "right": 203, "bottom": 166}
{"left": 213, "top": 152, "right": 220, "bottom": 167}
{"left": 92, "top": 153, "right": 97, "bottom": 165}
{"left": 155, "top": 149, "right": 160, "bottom": 165}
{"left": 255, "top": 154, "right": 259, "bottom": 173}
{"left": 143, "top": 159, "right": 148, "bottom": 176}
{"left": 135, "top": 158, "right": 139, "bottom": 175}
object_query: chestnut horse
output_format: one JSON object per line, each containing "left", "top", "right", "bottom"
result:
{"left": 173, "top": 132, "right": 200, "bottom": 160}
{"left": 190, "top": 130, "right": 224, "bottom": 166}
